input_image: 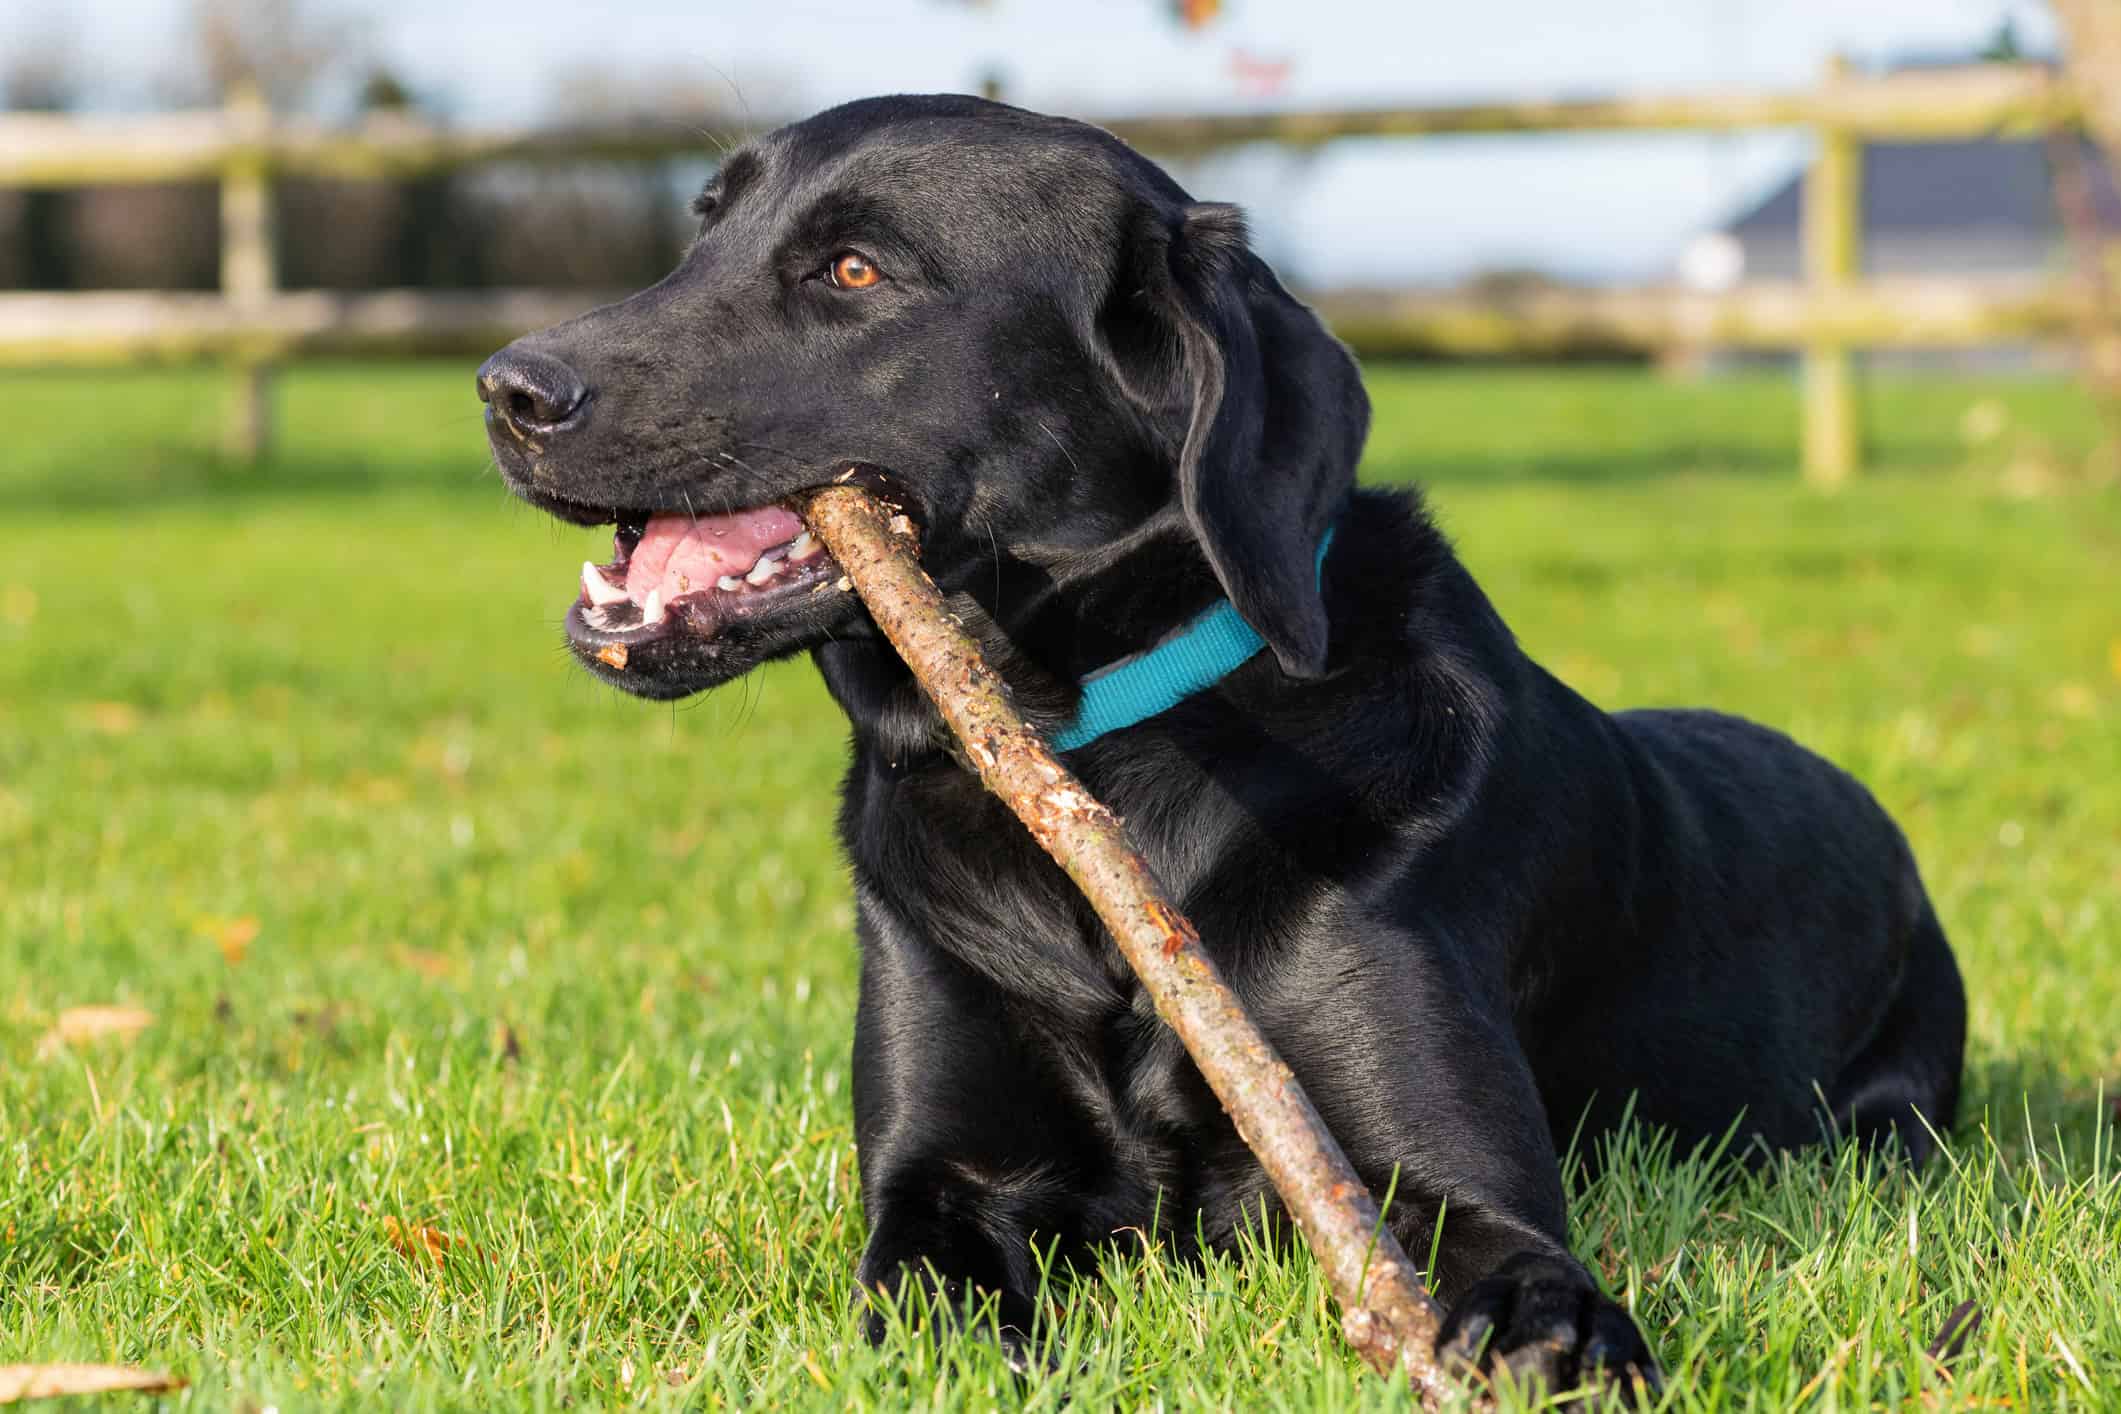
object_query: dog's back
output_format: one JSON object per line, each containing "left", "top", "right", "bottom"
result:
{"left": 1515, "top": 702, "right": 1966, "bottom": 1163}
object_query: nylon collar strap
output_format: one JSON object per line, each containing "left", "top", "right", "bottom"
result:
{"left": 1050, "top": 528, "right": 1336, "bottom": 751}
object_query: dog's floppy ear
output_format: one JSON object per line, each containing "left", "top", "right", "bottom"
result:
{"left": 1108, "top": 201, "right": 1368, "bottom": 678}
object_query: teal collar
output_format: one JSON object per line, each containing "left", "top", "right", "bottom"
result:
{"left": 1050, "top": 528, "right": 1335, "bottom": 751}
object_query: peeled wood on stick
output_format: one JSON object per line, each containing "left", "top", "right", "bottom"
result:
{"left": 797, "top": 480, "right": 1454, "bottom": 1400}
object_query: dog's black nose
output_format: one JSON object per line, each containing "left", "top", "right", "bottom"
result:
{"left": 477, "top": 348, "right": 589, "bottom": 437}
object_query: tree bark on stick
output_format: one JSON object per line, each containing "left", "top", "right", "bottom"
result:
{"left": 798, "top": 480, "right": 1455, "bottom": 1401}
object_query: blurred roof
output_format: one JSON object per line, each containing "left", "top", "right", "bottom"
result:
{"left": 1728, "top": 137, "right": 2121, "bottom": 242}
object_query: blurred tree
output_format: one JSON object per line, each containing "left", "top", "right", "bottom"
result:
{"left": 357, "top": 68, "right": 415, "bottom": 113}
{"left": 0, "top": 20, "right": 78, "bottom": 290}
{"left": 498, "top": 61, "right": 789, "bottom": 288}
{"left": 191, "top": 0, "right": 361, "bottom": 109}
{"left": 0, "top": 23, "right": 73, "bottom": 109}
{"left": 1978, "top": 17, "right": 2025, "bottom": 62}
{"left": 3, "top": 11, "right": 216, "bottom": 292}
{"left": 365, "top": 67, "right": 480, "bottom": 289}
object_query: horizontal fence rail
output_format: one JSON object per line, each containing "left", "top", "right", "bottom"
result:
{"left": 1309, "top": 276, "right": 2084, "bottom": 357}
{"left": 0, "top": 62, "right": 2098, "bottom": 478}
{"left": 0, "top": 65, "right": 2078, "bottom": 186}
{"left": 0, "top": 277, "right": 2081, "bottom": 366}
{"left": 0, "top": 111, "right": 746, "bottom": 188}
{"left": 0, "top": 290, "right": 625, "bottom": 364}
{"left": 1101, "top": 64, "right": 2082, "bottom": 150}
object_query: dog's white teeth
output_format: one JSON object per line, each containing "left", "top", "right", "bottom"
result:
{"left": 641, "top": 589, "right": 666, "bottom": 625}
{"left": 717, "top": 575, "right": 744, "bottom": 592}
{"left": 790, "top": 531, "right": 820, "bottom": 561}
{"left": 745, "top": 553, "right": 781, "bottom": 585}
{"left": 582, "top": 561, "right": 628, "bottom": 606}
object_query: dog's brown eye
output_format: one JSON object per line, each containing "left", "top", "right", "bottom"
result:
{"left": 829, "top": 252, "right": 881, "bottom": 290}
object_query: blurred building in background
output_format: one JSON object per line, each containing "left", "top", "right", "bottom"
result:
{"left": 1718, "top": 135, "right": 2121, "bottom": 281}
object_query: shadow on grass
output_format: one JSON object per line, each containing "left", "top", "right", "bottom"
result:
{"left": 1957, "top": 1052, "right": 2116, "bottom": 1159}
{"left": 1558, "top": 1046, "right": 2108, "bottom": 1211}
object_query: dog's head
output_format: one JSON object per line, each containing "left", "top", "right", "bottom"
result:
{"left": 482, "top": 94, "right": 1368, "bottom": 701}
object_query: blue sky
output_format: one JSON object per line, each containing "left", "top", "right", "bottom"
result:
{"left": 4, "top": 0, "right": 2062, "bottom": 284}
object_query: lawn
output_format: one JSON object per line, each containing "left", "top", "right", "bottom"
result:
{"left": 2, "top": 362, "right": 2116, "bottom": 1411}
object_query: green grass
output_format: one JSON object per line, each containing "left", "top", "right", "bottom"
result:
{"left": 2, "top": 362, "right": 2116, "bottom": 1411}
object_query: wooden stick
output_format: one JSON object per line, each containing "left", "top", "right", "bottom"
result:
{"left": 798, "top": 481, "right": 1454, "bottom": 1400}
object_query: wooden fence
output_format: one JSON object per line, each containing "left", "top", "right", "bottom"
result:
{"left": 0, "top": 62, "right": 2096, "bottom": 482}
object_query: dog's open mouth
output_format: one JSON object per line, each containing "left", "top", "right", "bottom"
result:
{"left": 567, "top": 504, "right": 842, "bottom": 659}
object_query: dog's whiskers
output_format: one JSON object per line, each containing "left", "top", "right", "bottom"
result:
{"left": 1033, "top": 418, "right": 1083, "bottom": 479}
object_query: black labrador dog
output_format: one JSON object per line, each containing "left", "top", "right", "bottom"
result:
{"left": 480, "top": 94, "right": 1966, "bottom": 1393}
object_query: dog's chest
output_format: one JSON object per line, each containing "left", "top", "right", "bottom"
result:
{"left": 842, "top": 752, "right": 1316, "bottom": 1242}
{"left": 847, "top": 760, "right": 1127, "bottom": 1004}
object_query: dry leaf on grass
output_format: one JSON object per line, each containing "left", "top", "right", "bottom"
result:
{"left": 196, "top": 915, "right": 260, "bottom": 965}
{"left": 383, "top": 1216, "right": 479, "bottom": 1268}
{"left": 0, "top": 585, "right": 36, "bottom": 628}
{"left": 0, "top": 1364, "right": 186, "bottom": 1402}
{"left": 392, "top": 946, "right": 460, "bottom": 979}
{"left": 35, "top": 1005, "right": 154, "bottom": 1058}
{"left": 76, "top": 702, "right": 141, "bottom": 735}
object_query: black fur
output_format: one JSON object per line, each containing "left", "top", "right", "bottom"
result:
{"left": 481, "top": 94, "right": 1967, "bottom": 1395}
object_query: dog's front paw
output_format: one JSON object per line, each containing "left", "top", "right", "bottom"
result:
{"left": 855, "top": 1269, "right": 1044, "bottom": 1375}
{"left": 1436, "top": 1252, "right": 1661, "bottom": 1404}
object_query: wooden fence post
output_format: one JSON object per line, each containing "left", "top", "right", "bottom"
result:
{"left": 2046, "top": 0, "right": 2121, "bottom": 469}
{"left": 220, "top": 82, "right": 277, "bottom": 461}
{"left": 1802, "top": 56, "right": 1863, "bottom": 487}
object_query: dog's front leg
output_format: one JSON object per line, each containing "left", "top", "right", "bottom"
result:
{"left": 846, "top": 902, "right": 1110, "bottom": 1367}
{"left": 854, "top": 1177, "right": 1044, "bottom": 1366}
{"left": 1257, "top": 934, "right": 1663, "bottom": 1401}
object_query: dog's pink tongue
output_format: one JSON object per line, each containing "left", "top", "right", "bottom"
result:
{"left": 624, "top": 507, "right": 805, "bottom": 602}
